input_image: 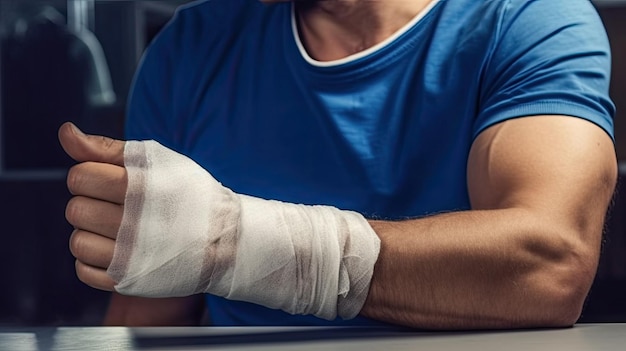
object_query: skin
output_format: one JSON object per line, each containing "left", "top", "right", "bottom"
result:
{"left": 290, "top": 0, "right": 433, "bottom": 61}
{"left": 59, "top": 0, "right": 617, "bottom": 328}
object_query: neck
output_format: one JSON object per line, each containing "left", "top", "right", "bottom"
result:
{"left": 295, "top": 0, "right": 433, "bottom": 62}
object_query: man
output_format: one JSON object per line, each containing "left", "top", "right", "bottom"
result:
{"left": 58, "top": 0, "right": 617, "bottom": 328}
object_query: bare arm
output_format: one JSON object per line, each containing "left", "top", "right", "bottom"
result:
{"left": 59, "top": 116, "right": 615, "bottom": 328}
{"left": 103, "top": 293, "right": 206, "bottom": 326}
{"left": 360, "top": 115, "right": 616, "bottom": 329}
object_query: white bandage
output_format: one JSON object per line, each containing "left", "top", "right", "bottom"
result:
{"left": 107, "top": 140, "right": 381, "bottom": 320}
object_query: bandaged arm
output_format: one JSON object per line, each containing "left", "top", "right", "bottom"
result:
{"left": 107, "top": 140, "right": 381, "bottom": 320}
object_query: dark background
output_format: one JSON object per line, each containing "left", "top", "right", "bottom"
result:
{"left": 0, "top": 0, "right": 624, "bottom": 326}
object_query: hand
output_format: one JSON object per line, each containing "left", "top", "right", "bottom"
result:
{"left": 58, "top": 122, "right": 127, "bottom": 291}
{"left": 57, "top": 123, "right": 378, "bottom": 320}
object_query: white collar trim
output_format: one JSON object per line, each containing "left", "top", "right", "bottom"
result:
{"left": 291, "top": 0, "right": 441, "bottom": 67}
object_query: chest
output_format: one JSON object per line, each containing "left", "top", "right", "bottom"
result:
{"left": 166, "top": 18, "right": 489, "bottom": 217}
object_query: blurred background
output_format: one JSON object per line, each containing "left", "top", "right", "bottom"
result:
{"left": 0, "top": 0, "right": 624, "bottom": 326}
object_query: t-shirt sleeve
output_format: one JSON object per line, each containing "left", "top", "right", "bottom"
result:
{"left": 474, "top": 0, "right": 615, "bottom": 140}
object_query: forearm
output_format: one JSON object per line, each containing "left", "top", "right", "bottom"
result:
{"left": 103, "top": 293, "right": 206, "bottom": 326}
{"left": 102, "top": 140, "right": 379, "bottom": 321}
{"left": 61, "top": 117, "right": 613, "bottom": 328}
{"left": 361, "top": 208, "right": 601, "bottom": 329}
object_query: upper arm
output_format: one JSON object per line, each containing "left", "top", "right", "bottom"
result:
{"left": 468, "top": 0, "right": 617, "bottom": 240}
{"left": 467, "top": 115, "right": 616, "bottom": 250}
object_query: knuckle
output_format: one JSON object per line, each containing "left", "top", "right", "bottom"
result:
{"left": 102, "top": 137, "right": 124, "bottom": 164}
{"left": 75, "top": 260, "right": 113, "bottom": 291}
{"left": 75, "top": 261, "right": 99, "bottom": 290}
{"left": 69, "top": 230, "right": 86, "bottom": 259}
{"left": 102, "top": 136, "right": 115, "bottom": 150}
{"left": 67, "top": 165, "right": 81, "bottom": 194}
{"left": 66, "top": 165, "right": 83, "bottom": 194}
{"left": 74, "top": 260, "right": 89, "bottom": 283}
{"left": 100, "top": 136, "right": 119, "bottom": 157}
{"left": 65, "top": 197, "right": 83, "bottom": 225}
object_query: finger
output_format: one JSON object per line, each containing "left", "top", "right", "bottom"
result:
{"left": 75, "top": 260, "right": 115, "bottom": 291}
{"left": 68, "top": 162, "right": 127, "bottom": 205}
{"left": 70, "top": 229, "right": 115, "bottom": 269}
{"left": 58, "top": 122, "right": 126, "bottom": 166}
{"left": 66, "top": 196, "right": 123, "bottom": 239}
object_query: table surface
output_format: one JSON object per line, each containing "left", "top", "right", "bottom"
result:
{"left": 1, "top": 324, "right": 625, "bottom": 351}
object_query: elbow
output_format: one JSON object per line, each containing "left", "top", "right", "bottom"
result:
{"left": 519, "top": 234, "right": 599, "bottom": 328}
{"left": 539, "top": 278, "right": 590, "bottom": 327}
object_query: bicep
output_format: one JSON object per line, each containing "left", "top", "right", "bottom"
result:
{"left": 468, "top": 116, "right": 616, "bottom": 238}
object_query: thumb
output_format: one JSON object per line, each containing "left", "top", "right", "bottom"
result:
{"left": 58, "top": 122, "right": 126, "bottom": 166}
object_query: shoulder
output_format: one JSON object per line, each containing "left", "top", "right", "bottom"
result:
{"left": 436, "top": 0, "right": 605, "bottom": 35}
{"left": 471, "top": 0, "right": 614, "bottom": 140}
{"left": 125, "top": 0, "right": 281, "bottom": 142}
{"left": 498, "top": 0, "right": 601, "bottom": 17}
{"left": 436, "top": 0, "right": 605, "bottom": 36}
{"left": 135, "top": 0, "right": 272, "bottom": 84}
{"left": 483, "top": 0, "right": 611, "bottom": 76}
{"left": 495, "top": 0, "right": 607, "bottom": 39}
{"left": 174, "top": 0, "right": 261, "bottom": 27}
{"left": 151, "top": 0, "right": 263, "bottom": 50}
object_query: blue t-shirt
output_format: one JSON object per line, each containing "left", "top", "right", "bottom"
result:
{"left": 125, "top": 0, "right": 614, "bottom": 326}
